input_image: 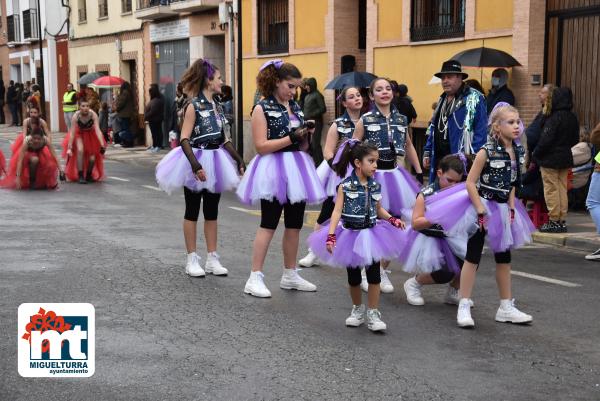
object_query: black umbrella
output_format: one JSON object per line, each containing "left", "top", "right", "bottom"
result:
{"left": 451, "top": 47, "right": 521, "bottom": 68}
{"left": 78, "top": 72, "right": 103, "bottom": 85}
{"left": 325, "top": 71, "right": 377, "bottom": 90}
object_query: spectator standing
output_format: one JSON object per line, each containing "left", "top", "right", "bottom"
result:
{"left": 486, "top": 68, "right": 515, "bottom": 114}
{"left": 99, "top": 102, "right": 110, "bottom": 143}
{"left": 394, "top": 84, "right": 417, "bottom": 124}
{"left": 465, "top": 79, "right": 485, "bottom": 95}
{"left": 62, "top": 83, "right": 78, "bottom": 133}
{"left": 114, "top": 82, "right": 135, "bottom": 147}
{"left": 15, "top": 83, "right": 24, "bottom": 126}
{"left": 585, "top": 123, "right": 600, "bottom": 261}
{"left": 302, "top": 77, "right": 327, "bottom": 166}
{"left": 533, "top": 87, "right": 580, "bottom": 233}
{"left": 0, "top": 79, "right": 5, "bottom": 124}
{"left": 86, "top": 87, "right": 101, "bottom": 115}
{"left": 6, "top": 81, "right": 18, "bottom": 126}
{"left": 144, "top": 83, "right": 165, "bottom": 152}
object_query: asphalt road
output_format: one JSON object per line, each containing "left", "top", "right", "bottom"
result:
{"left": 1, "top": 141, "right": 599, "bottom": 401}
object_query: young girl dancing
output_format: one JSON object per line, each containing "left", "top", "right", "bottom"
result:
{"left": 308, "top": 141, "right": 406, "bottom": 332}
{"left": 352, "top": 77, "right": 423, "bottom": 293}
{"left": 237, "top": 60, "right": 325, "bottom": 297}
{"left": 156, "top": 59, "right": 244, "bottom": 277}
{"left": 300, "top": 86, "right": 363, "bottom": 267}
{"left": 424, "top": 105, "right": 535, "bottom": 328}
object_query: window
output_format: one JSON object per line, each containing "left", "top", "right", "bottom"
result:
{"left": 7, "top": 14, "right": 20, "bottom": 42}
{"left": 411, "top": 0, "right": 465, "bottom": 42}
{"left": 257, "top": 0, "right": 288, "bottom": 55}
{"left": 78, "top": 0, "right": 87, "bottom": 22}
{"left": 22, "top": 9, "right": 39, "bottom": 40}
{"left": 98, "top": 0, "right": 108, "bottom": 18}
{"left": 122, "top": 0, "right": 132, "bottom": 13}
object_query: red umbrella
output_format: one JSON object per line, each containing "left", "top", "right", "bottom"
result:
{"left": 89, "top": 76, "right": 125, "bottom": 89}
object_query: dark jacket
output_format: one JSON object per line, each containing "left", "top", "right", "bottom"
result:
{"left": 525, "top": 111, "right": 546, "bottom": 157}
{"left": 144, "top": 96, "right": 165, "bottom": 124}
{"left": 302, "top": 78, "right": 326, "bottom": 120}
{"left": 533, "top": 87, "right": 579, "bottom": 169}
{"left": 394, "top": 96, "right": 417, "bottom": 122}
{"left": 0, "top": 82, "right": 5, "bottom": 103}
{"left": 116, "top": 89, "right": 134, "bottom": 118}
{"left": 6, "top": 85, "right": 16, "bottom": 104}
{"left": 486, "top": 85, "right": 515, "bottom": 115}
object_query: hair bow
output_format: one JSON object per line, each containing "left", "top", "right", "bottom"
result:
{"left": 332, "top": 138, "right": 360, "bottom": 166}
{"left": 259, "top": 59, "right": 284, "bottom": 72}
{"left": 456, "top": 152, "right": 468, "bottom": 175}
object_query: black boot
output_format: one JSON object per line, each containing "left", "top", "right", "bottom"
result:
{"left": 86, "top": 160, "right": 95, "bottom": 182}
{"left": 78, "top": 171, "right": 87, "bottom": 184}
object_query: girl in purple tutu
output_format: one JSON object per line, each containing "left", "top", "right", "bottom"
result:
{"left": 426, "top": 105, "right": 534, "bottom": 328}
{"left": 238, "top": 60, "right": 325, "bottom": 298}
{"left": 401, "top": 154, "right": 471, "bottom": 306}
{"left": 352, "top": 77, "right": 424, "bottom": 294}
{"left": 155, "top": 59, "right": 245, "bottom": 278}
{"left": 299, "top": 86, "right": 363, "bottom": 268}
{"left": 308, "top": 141, "right": 406, "bottom": 332}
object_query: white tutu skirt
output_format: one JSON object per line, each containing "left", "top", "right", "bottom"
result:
{"left": 236, "top": 151, "right": 326, "bottom": 205}
{"left": 155, "top": 146, "right": 240, "bottom": 195}
{"left": 316, "top": 160, "right": 341, "bottom": 197}
{"left": 374, "top": 167, "right": 420, "bottom": 216}
{"left": 398, "top": 226, "right": 467, "bottom": 275}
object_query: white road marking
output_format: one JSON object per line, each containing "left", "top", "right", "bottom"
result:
{"left": 229, "top": 206, "right": 255, "bottom": 213}
{"left": 108, "top": 176, "right": 130, "bottom": 182}
{"left": 141, "top": 185, "right": 162, "bottom": 191}
{"left": 511, "top": 270, "right": 581, "bottom": 288}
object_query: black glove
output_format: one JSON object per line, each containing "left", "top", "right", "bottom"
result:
{"left": 181, "top": 138, "right": 203, "bottom": 173}
{"left": 224, "top": 142, "right": 245, "bottom": 172}
{"left": 288, "top": 131, "right": 300, "bottom": 145}
{"left": 415, "top": 173, "right": 424, "bottom": 184}
{"left": 326, "top": 158, "right": 334, "bottom": 168}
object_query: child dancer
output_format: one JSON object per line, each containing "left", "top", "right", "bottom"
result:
{"left": 424, "top": 105, "right": 535, "bottom": 328}
{"left": 308, "top": 141, "right": 406, "bottom": 331}
{"left": 237, "top": 60, "right": 325, "bottom": 297}
{"left": 401, "top": 154, "right": 470, "bottom": 306}
{"left": 300, "top": 86, "right": 363, "bottom": 267}
{"left": 63, "top": 99, "right": 107, "bottom": 184}
{"left": 352, "top": 77, "right": 423, "bottom": 293}
{"left": 156, "top": 59, "right": 244, "bottom": 277}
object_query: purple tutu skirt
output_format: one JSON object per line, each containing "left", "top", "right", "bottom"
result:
{"left": 398, "top": 227, "right": 464, "bottom": 275}
{"left": 374, "top": 167, "right": 420, "bottom": 216}
{"left": 316, "top": 160, "right": 342, "bottom": 197}
{"left": 425, "top": 185, "right": 536, "bottom": 253}
{"left": 236, "top": 151, "right": 326, "bottom": 205}
{"left": 155, "top": 146, "right": 240, "bottom": 195}
{"left": 307, "top": 221, "right": 407, "bottom": 268}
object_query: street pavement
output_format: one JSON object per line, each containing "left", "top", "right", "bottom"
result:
{"left": 1, "top": 130, "right": 600, "bottom": 400}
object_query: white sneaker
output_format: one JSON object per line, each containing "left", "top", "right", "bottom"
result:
{"left": 380, "top": 268, "right": 394, "bottom": 294}
{"left": 495, "top": 299, "right": 533, "bottom": 324}
{"left": 366, "top": 308, "right": 387, "bottom": 332}
{"left": 403, "top": 277, "right": 425, "bottom": 306}
{"left": 360, "top": 268, "right": 368, "bottom": 292}
{"left": 298, "top": 249, "right": 320, "bottom": 267}
{"left": 244, "top": 271, "right": 271, "bottom": 298}
{"left": 204, "top": 252, "right": 228, "bottom": 276}
{"left": 345, "top": 304, "right": 365, "bottom": 327}
{"left": 444, "top": 286, "right": 460, "bottom": 305}
{"left": 457, "top": 298, "right": 475, "bottom": 328}
{"left": 585, "top": 248, "right": 600, "bottom": 261}
{"left": 185, "top": 252, "right": 205, "bottom": 277}
{"left": 280, "top": 268, "right": 317, "bottom": 291}
{"left": 146, "top": 146, "right": 153, "bottom": 152}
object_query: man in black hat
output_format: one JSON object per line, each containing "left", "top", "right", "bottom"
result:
{"left": 423, "top": 60, "right": 488, "bottom": 181}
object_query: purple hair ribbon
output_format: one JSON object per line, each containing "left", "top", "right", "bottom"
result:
{"left": 332, "top": 138, "right": 360, "bottom": 166}
{"left": 203, "top": 59, "right": 215, "bottom": 79}
{"left": 456, "top": 152, "right": 468, "bottom": 175}
{"left": 259, "top": 59, "right": 284, "bottom": 72}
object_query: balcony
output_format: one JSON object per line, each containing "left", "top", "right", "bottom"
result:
{"left": 169, "top": 0, "right": 220, "bottom": 13}
{"left": 134, "top": 0, "right": 177, "bottom": 20}
{"left": 22, "top": 9, "right": 40, "bottom": 42}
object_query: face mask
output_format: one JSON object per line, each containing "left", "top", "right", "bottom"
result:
{"left": 492, "top": 77, "right": 501, "bottom": 87}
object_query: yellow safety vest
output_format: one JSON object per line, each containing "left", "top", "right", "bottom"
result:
{"left": 63, "top": 91, "right": 78, "bottom": 112}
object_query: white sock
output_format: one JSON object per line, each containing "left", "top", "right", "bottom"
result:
{"left": 500, "top": 299, "right": 512, "bottom": 308}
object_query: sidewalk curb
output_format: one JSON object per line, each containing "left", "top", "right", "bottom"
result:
{"left": 531, "top": 232, "right": 598, "bottom": 253}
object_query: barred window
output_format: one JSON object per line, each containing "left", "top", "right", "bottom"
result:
{"left": 257, "top": 0, "right": 289, "bottom": 55}
{"left": 7, "top": 15, "right": 20, "bottom": 42}
{"left": 98, "top": 0, "right": 109, "bottom": 18}
{"left": 23, "top": 9, "right": 39, "bottom": 40}
{"left": 78, "top": 0, "right": 87, "bottom": 22}
{"left": 411, "top": 0, "right": 465, "bottom": 42}
{"left": 122, "top": 0, "right": 132, "bottom": 13}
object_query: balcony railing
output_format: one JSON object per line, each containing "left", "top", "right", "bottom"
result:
{"left": 135, "top": 0, "right": 177, "bottom": 20}
{"left": 410, "top": 0, "right": 465, "bottom": 42}
{"left": 22, "top": 9, "right": 39, "bottom": 41}
{"left": 169, "top": 0, "right": 220, "bottom": 13}
{"left": 7, "top": 15, "right": 21, "bottom": 43}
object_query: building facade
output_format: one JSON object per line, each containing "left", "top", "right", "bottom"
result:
{"left": 240, "top": 0, "right": 600, "bottom": 159}
{"left": 0, "top": 0, "right": 69, "bottom": 131}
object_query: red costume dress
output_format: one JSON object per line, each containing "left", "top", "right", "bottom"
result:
{"left": 62, "top": 113, "right": 105, "bottom": 182}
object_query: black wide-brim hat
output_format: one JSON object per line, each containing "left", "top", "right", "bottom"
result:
{"left": 434, "top": 59, "right": 468, "bottom": 79}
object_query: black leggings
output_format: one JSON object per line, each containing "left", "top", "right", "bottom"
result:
{"left": 430, "top": 256, "right": 464, "bottom": 284}
{"left": 347, "top": 262, "right": 381, "bottom": 286}
{"left": 184, "top": 187, "right": 221, "bottom": 221}
{"left": 464, "top": 229, "right": 511, "bottom": 265}
{"left": 260, "top": 199, "right": 306, "bottom": 230}
{"left": 316, "top": 196, "right": 335, "bottom": 225}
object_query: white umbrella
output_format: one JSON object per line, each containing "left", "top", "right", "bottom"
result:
{"left": 428, "top": 76, "right": 441, "bottom": 85}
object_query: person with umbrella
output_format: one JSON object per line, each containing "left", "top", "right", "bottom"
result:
{"left": 486, "top": 68, "right": 515, "bottom": 114}
{"left": 423, "top": 60, "right": 488, "bottom": 182}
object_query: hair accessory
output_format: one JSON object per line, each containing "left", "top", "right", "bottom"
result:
{"left": 259, "top": 59, "right": 284, "bottom": 72}
{"left": 332, "top": 139, "right": 360, "bottom": 166}
{"left": 203, "top": 59, "right": 215, "bottom": 79}
{"left": 456, "top": 152, "right": 468, "bottom": 174}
